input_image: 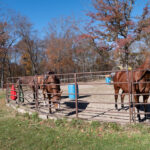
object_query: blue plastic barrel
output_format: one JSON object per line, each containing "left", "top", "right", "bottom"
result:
{"left": 68, "top": 84, "right": 79, "bottom": 100}
{"left": 105, "top": 77, "right": 111, "bottom": 85}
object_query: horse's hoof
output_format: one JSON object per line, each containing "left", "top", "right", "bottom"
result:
{"left": 55, "top": 109, "right": 60, "bottom": 111}
{"left": 138, "top": 117, "right": 142, "bottom": 122}
{"left": 49, "top": 110, "right": 52, "bottom": 114}
{"left": 132, "top": 118, "right": 135, "bottom": 122}
{"left": 115, "top": 104, "right": 118, "bottom": 110}
{"left": 144, "top": 115, "right": 147, "bottom": 120}
{"left": 139, "top": 117, "right": 147, "bottom": 122}
{"left": 121, "top": 105, "right": 124, "bottom": 109}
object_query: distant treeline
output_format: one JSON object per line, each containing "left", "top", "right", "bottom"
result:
{"left": 0, "top": 0, "right": 150, "bottom": 87}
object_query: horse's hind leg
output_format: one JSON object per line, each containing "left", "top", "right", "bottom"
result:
{"left": 43, "top": 89, "right": 47, "bottom": 106}
{"left": 134, "top": 95, "right": 141, "bottom": 122}
{"left": 114, "top": 87, "right": 120, "bottom": 110}
{"left": 33, "top": 87, "right": 36, "bottom": 102}
{"left": 143, "top": 95, "right": 149, "bottom": 120}
{"left": 121, "top": 91, "right": 125, "bottom": 109}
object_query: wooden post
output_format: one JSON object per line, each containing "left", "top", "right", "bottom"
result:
{"left": 74, "top": 73, "right": 78, "bottom": 118}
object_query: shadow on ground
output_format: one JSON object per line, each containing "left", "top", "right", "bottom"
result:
{"left": 63, "top": 99, "right": 89, "bottom": 116}
{"left": 61, "top": 95, "right": 91, "bottom": 100}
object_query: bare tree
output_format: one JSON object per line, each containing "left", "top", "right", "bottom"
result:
{"left": 14, "top": 16, "right": 42, "bottom": 75}
{"left": 86, "top": 0, "right": 150, "bottom": 68}
{"left": 45, "top": 17, "right": 81, "bottom": 73}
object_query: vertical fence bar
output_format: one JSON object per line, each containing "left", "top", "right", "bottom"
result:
{"left": 131, "top": 70, "right": 136, "bottom": 123}
{"left": 18, "top": 78, "right": 24, "bottom": 104}
{"left": 17, "top": 79, "right": 20, "bottom": 105}
{"left": 127, "top": 69, "right": 132, "bottom": 124}
{"left": 74, "top": 73, "right": 78, "bottom": 118}
{"left": 35, "top": 76, "right": 39, "bottom": 112}
{"left": 6, "top": 78, "right": 9, "bottom": 103}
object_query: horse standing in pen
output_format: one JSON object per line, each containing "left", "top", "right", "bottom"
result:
{"left": 41, "top": 72, "right": 62, "bottom": 113}
{"left": 113, "top": 56, "right": 150, "bottom": 122}
{"left": 16, "top": 72, "right": 62, "bottom": 113}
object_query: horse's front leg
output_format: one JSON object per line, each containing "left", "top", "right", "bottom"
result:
{"left": 33, "top": 88, "right": 36, "bottom": 102}
{"left": 121, "top": 91, "right": 125, "bottom": 109}
{"left": 134, "top": 95, "right": 141, "bottom": 122}
{"left": 114, "top": 87, "right": 120, "bottom": 110}
{"left": 32, "top": 85, "right": 38, "bottom": 101}
{"left": 47, "top": 93, "right": 52, "bottom": 114}
{"left": 43, "top": 89, "right": 47, "bottom": 106}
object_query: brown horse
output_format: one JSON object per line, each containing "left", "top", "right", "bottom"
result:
{"left": 16, "top": 75, "right": 44, "bottom": 101}
{"left": 113, "top": 57, "right": 150, "bottom": 121}
{"left": 43, "top": 72, "right": 61, "bottom": 113}
{"left": 16, "top": 72, "right": 61, "bottom": 113}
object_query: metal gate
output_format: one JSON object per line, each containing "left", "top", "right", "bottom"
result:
{"left": 6, "top": 70, "right": 150, "bottom": 124}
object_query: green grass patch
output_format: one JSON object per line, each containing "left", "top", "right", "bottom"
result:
{"left": 1, "top": 91, "right": 150, "bottom": 150}
{"left": 0, "top": 91, "right": 5, "bottom": 99}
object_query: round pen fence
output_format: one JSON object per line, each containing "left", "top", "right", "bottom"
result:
{"left": 6, "top": 70, "right": 150, "bottom": 124}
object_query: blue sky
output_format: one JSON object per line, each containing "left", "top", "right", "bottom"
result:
{"left": 2, "top": 0, "right": 149, "bottom": 33}
{"left": 2, "top": 0, "right": 91, "bottom": 32}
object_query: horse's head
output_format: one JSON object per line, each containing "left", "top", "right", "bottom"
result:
{"left": 135, "top": 56, "right": 150, "bottom": 82}
{"left": 134, "top": 69, "right": 150, "bottom": 82}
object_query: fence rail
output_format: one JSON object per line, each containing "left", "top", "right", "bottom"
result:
{"left": 6, "top": 69, "right": 150, "bottom": 124}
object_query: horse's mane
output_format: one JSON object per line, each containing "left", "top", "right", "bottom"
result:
{"left": 138, "top": 56, "right": 150, "bottom": 70}
{"left": 48, "top": 71, "right": 55, "bottom": 75}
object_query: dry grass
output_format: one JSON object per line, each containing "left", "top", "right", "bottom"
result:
{"left": 1, "top": 90, "right": 150, "bottom": 150}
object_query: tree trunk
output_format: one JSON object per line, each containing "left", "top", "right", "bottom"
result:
{"left": 125, "top": 46, "right": 129, "bottom": 69}
{"left": 7, "top": 58, "right": 12, "bottom": 78}
{"left": 1, "top": 60, "right": 4, "bottom": 88}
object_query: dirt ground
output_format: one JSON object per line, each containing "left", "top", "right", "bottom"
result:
{"left": 60, "top": 80, "right": 131, "bottom": 124}
{"left": 8, "top": 79, "right": 150, "bottom": 124}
